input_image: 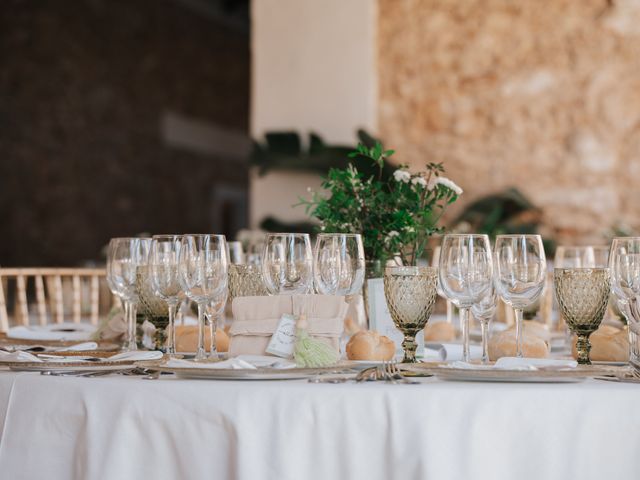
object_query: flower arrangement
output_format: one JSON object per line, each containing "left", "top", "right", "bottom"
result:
{"left": 299, "top": 142, "right": 462, "bottom": 266}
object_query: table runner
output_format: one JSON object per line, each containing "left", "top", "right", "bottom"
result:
{"left": 0, "top": 371, "right": 639, "bottom": 480}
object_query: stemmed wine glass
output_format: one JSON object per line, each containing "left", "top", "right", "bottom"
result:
{"left": 148, "top": 235, "right": 184, "bottom": 356}
{"left": 106, "top": 237, "right": 151, "bottom": 351}
{"left": 494, "top": 235, "right": 546, "bottom": 358}
{"left": 609, "top": 237, "right": 640, "bottom": 369}
{"left": 431, "top": 245, "right": 454, "bottom": 326}
{"left": 471, "top": 283, "right": 497, "bottom": 364}
{"left": 262, "top": 233, "right": 313, "bottom": 295}
{"left": 313, "top": 233, "right": 365, "bottom": 296}
{"left": 178, "top": 234, "right": 228, "bottom": 361}
{"left": 438, "top": 234, "right": 493, "bottom": 362}
{"left": 555, "top": 255, "right": 610, "bottom": 365}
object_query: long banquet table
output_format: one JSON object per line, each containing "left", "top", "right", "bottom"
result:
{"left": 0, "top": 370, "right": 639, "bottom": 480}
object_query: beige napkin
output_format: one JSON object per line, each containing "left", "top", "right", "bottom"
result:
{"left": 229, "top": 295, "right": 347, "bottom": 357}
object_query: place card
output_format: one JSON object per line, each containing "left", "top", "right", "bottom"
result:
{"left": 265, "top": 314, "right": 297, "bottom": 358}
{"left": 366, "top": 278, "right": 424, "bottom": 354}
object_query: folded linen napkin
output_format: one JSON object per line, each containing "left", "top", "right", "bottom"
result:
{"left": 0, "top": 350, "right": 42, "bottom": 363}
{"left": 229, "top": 295, "right": 347, "bottom": 357}
{"left": 422, "top": 343, "right": 483, "bottom": 362}
{"left": 57, "top": 342, "right": 99, "bottom": 352}
{"left": 0, "top": 349, "right": 163, "bottom": 363}
{"left": 447, "top": 357, "right": 578, "bottom": 371}
{"left": 8, "top": 323, "right": 96, "bottom": 342}
{"left": 165, "top": 354, "right": 296, "bottom": 370}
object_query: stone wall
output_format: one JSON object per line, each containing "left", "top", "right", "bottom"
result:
{"left": 378, "top": 0, "right": 640, "bottom": 244}
{"left": 0, "top": 0, "right": 249, "bottom": 266}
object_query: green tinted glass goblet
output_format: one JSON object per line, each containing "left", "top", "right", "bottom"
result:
{"left": 554, "top": 268, "right": 611, "bottom": 365}
{"left": 384, "top": 266, "right": 438, "bottom": 363}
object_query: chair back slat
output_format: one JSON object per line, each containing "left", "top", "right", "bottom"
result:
{"left": 15, "top": 275, "right": 29, "bottom": 326}
{"left": 72, "top": 275, "right": 82, "bottom": 323}
{"left": 0, "top": 268, "right": 109, "bottom": 332}
{"left": 52, "top": 275, "right": 64, "bottom": 324}
{"left": 90, "top": 276, "right": 100, "bottom": 325}
{"left": 0, "top": 277, "right": 8, "bottom": 332}
{"left": 34, "top": 275, "right": 47, "bottom": 326}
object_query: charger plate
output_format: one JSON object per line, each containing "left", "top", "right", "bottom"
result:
{"left": 5, "top": 357, "right": 163, "bottom": 371}
{"left": 153, "top": 363, "right": 356, "bottom": 381}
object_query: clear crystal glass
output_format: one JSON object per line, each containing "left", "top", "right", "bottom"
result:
{"left": 383, "top": 266, "right": 438, "bottom": 363}
{"left": 494, "top": 234, "right": 546, "bottom": 358}
{"left": 471, "top": 284, "right": 497, "bottom": 364}
{"left": 106, "top": 237, "right": 151, "bottom": 351}
{"left": 609, "top": 237, "right": 640, "bottom": 369}
{"left": 228, "top": 264, "right": 268, "bottom": 301}
{"left": 313, "top": 233, "right": 365, "bottom": 296}
{"left": 262, "top": 233, "right": 313, "bottom": 295}
{"left": 438, "top": 234, "right": 493, "bottom": 362}
{"left": 148, "top": 235, "right": 185, "bottom": 356}
{"left": 554, "top": 268, "right": 610, "bottom": 364}
{"left": 178, "top": 234, "right": 228, "bottom": 361}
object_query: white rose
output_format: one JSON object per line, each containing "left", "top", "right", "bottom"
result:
{"left": 429, "top": 176, "right": 463, "bottom": 195}
{"left": 393, "top": 169, "right": 411, "bottom": 183}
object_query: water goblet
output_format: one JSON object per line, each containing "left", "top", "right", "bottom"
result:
{"left": 383, "top": 266, "right": 438, "bottom": 363}
{"left": 178, "top": 234, "right": 228, "bottom": 361}
{"left": 554, "top": 266, "right": 610, "bottom": 364}
{"left": 262, "top": 233, "right": 313, "bottom": 295}
{"left": 106, "top": 237, "right": 151, "bottom": 351}
{"left": 494, "top": 235, "right": 546, "bottom": 358}
{"left": 438, "top": 234, "right": 493, "bottom": 362}
{"left": 471, "top": 284, "right": 497, "bottom": 364}
{"left": 149, "top": 235, "right": 185, "bottom": 356}
{"left": 313, "top": 233, "right": 365, "bottom": 296}
{"left": 609, "top": 237, "right": 640, "bottom": 369}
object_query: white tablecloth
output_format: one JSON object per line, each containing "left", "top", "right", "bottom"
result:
{"left": 0, "top": 370, "right": 639, "bottom": 480}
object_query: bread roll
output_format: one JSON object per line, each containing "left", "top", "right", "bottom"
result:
{"left": 488, "top": 329, "right": 549, "bottom": 360}
{"left": 424, "top": 322, "right": 457, "bottom": 342}
{"left": 506, "top": 320, "right": 551, "bottom": 343}
{"left": 175, "top": 325, "right": 229, "bottom": 353}
{"left": 571, "top": 325, "right": 629, "bottom": 362}
{"left": 346, "top": 330, "right": 395, "bottom": 361}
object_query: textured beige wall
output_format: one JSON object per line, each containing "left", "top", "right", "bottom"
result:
{"left": 378, "top": 0, "right": 640, "bottom": 243}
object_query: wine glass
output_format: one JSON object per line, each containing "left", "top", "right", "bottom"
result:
{"left": 313, "top": 233, "right": 365, "bottom": 296}
{"left": 438, "top": 234, "right": 493, "bottom": 362}
{"left": 471, "top": 283, "right": 497, "bottom": 364}
{"left": 555, "top": 257, "right": 610, "bottom": 365}
{"left": 384, "top": 266, "right": 438, "bottom": 362}
{"left": 227, "top": 241, "right": 245, "bottom": 265}
{"left": 431, "top": 245, "right": 454, "bottom": 325}
{"left": 262, "top": 233, "right": 313, "bottom": 295}
{"left": 609, "top": 237, "right": 640, "bottom": 369}
{"left": 148, "top": 235, "right": 184, "bottom": 356}
{"left": 178, "top": 234, "right": 228, "bottom": 361}
{"left": 494, "top": 234, "right": 546, "bottom": 358}
{"left": 106, "top": 237, "right": 151, "bottom": 351}
{"left": 206, "top": 289, "right": 228, "bottom": 358}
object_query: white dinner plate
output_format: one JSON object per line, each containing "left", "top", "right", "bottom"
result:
{"left": 435, "top": 368, "right": 586, "bottom": 383}
{"left": 154, "top": 366, "right": 315, "bottom": 381}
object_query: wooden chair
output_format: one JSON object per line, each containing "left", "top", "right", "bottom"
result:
{"left": 0, "top": 268, "right": 115, "bottom": 332}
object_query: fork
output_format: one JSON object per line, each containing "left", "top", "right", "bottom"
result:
{"left": 382, "top": 361, "right": 420, "bottom": 384}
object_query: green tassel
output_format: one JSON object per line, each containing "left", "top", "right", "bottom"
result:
{"left": 293, "top": 328, "right": 339, "bottom": 368}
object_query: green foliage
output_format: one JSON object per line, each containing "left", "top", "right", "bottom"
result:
{"left": 298, "top": 142, "right": 461, "bottom": 265}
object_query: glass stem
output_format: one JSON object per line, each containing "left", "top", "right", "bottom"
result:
{"left": 401, "top": 331, "right": 418, "bottom": 363}
{"left": 446, "top": 300, "right": 453, "bottom": 324}
{"left": 514, "top": 308, "right": 524, "bottom": 358}
{"left": 195, "top": 303, "right": 206, "bottom": 361}
{"left": 166, "top": 301, "right": 178, "bottom": 356}
{"left": 126, "top": 301, "right": 138, "bottom": 352}
{"left": 209, "top": 313, "right": 218, "bottom": 357}
{"left": 480, "top": 319, "right": 489, "bottom": 364}
{"left": 576, "top": 333, "right": 592, "bottom": 365}
{"left": 460, "top": 307, "right": 470, "bottom": 362}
